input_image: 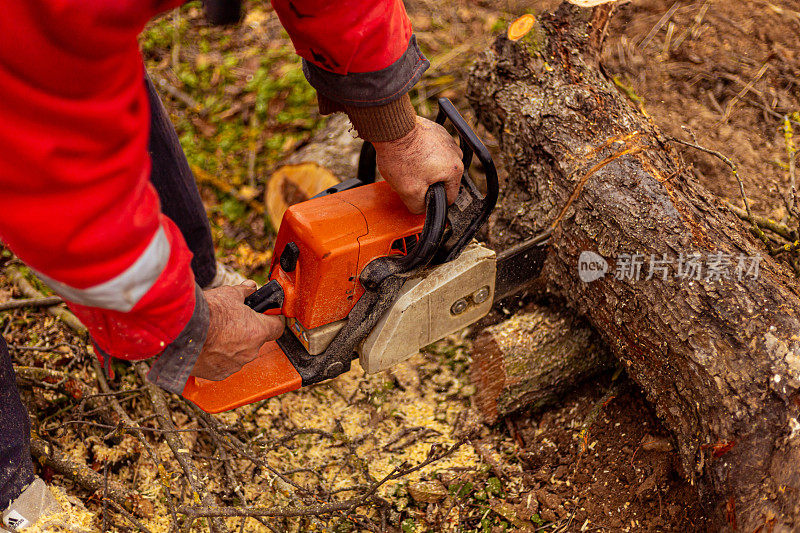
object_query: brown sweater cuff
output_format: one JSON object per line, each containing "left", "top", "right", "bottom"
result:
{"left": 318, "top": 93, "right": 417, "bottom": 142}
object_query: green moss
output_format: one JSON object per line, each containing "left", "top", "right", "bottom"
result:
{"left": 612, "top": 75, "right": 649, "bottom": 116}
{"left": 520, "top": 20, "right": 545, "bottom": 53}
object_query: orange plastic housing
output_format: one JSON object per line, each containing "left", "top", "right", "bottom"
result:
{"left": 182, "top": 341, "right": 301, "bottom": 413}
{"left": 271, "top": 181, "right": 425, "bottom": 329}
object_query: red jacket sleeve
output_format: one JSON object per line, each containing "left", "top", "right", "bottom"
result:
{"left": 271, "top": 0, "right": 412, "bottom": 75}
{"left": 0, "top": 1, "right": 197, "bottom": 365}
{"left": 271, "top": 0, "right": 429, "bottom": 142}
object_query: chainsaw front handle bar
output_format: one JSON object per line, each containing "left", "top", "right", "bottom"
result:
{"left": 433, "top": 97, "right": 499, "bottom": 263}
{"left": 350, "top": 98, "right": 500, "bottom": 268}
{"left": 395, "top": 183, "right": 448, "bottom": 272}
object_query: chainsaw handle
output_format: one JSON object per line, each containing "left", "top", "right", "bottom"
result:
{"left": 244, "top": 279, "right": 284, "bottom": 313}
{"left": 433, "top": 97, "right": 499, "bottom": 263}
{"left": 434, "top": 98, "right": 499, "bottom": 207}
{"left": 396, "top": 183, "right": 448, "bottom": 272}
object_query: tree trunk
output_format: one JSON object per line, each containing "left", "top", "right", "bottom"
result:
{"left": 265, "top": 114, "right": 362, "bottom": 229}
{"left": 470, "top": 303, "right": 611, "bottom": 424}
{"left": 468, "top": 4, "right": 800, "bottom": 530}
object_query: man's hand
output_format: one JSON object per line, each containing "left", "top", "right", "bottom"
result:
{"left": 190, "top": 280, "right": 285, "bottom": 381}
{"left": 373, "top": 117, "right": 464, "bottom": 214}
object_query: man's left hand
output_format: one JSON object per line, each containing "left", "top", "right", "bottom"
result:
{"left": 373, "top": 117, "right": 464, "bottom": 214}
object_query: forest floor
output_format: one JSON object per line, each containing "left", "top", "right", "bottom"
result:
{"left": 1, "top": 0, "right": 798, "bottom": 531}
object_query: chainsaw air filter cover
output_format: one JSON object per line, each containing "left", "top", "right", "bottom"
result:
{"left": 270, "top": 180, "right": 425, "bottom": 331}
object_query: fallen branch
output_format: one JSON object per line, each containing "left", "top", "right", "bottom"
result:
{"left": 178, "top": 438, "right": 468, "bottom": 519}
{"left": 668, "top": 137, "right": 771, "bottom": 247}
{"left": 4, "top": 266, "right": 86, "bottom": 335}
{"left": 0, "top": 296, "right": 63, "bottom": 312}
{"left": 15, "top": 365, "right": 91, "bottom": 401}
{"left": 134, "top": 363, "right": 229, "bottom": 533}
{"left": 29, "top": 437, "right": 151, "bottom": 516}
{"left": 92, "top": 359, "right": 181, "bottom": 531}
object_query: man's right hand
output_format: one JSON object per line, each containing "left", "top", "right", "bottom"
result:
{"left": 190, "top": 280, "right": 285, "bottom": 381}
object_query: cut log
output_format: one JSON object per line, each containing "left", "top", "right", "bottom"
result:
{"left": 468, "top": 4, "right": 800, "bottom": 530}
{"left": 266, "top": 114, "right": 362, "bottom": 229}
{"left": 470, "top": 303, "right": 611, "bottom": 424}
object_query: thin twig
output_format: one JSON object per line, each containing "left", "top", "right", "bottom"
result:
{"left": 105, "top": 499, "right": 154, "bottom": 533}
{"left": 782, "top": 115, "right": 799, "bottom": 221}
{"left": 672, "top": 1, "right": 709, "bottom": 50}
{"left": 638, "top": 1, "right": 680, "bottom": 49}
{"left": 135, "top": 363, "right": 230, "bottom": 533}
{"left": 190, "top": 163, "right": 265, "bottom": 214}
{"left": 92, "top": 359, "right": 181, "bottom": 532}
{"left": 669, "top": 137, "right": 771, "bottom": 248}
{"left": 4, "top": 266, "right": 86, "bottom": 335}
{"left": 179, "top": 439, "right": 468, "bottom": 519}
{"left": 722, "top": 62, "right": 769, "bottom": 123}
{"left": 551, "top": 143, "right": 643, "bottom": 230}
{"left": 724, "top": 202, "right": 793, "bottom": 240}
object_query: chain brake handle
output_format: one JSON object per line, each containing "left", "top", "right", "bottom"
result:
{"left": 430, "top": 97, "right": 499, "bottom": 264}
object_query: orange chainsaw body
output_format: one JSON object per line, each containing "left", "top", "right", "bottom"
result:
{"left": 183, "top": 181, "right": 425, "bottom": 412}
{"left": 271, "top": 180, "right": 425, "bottom": 328}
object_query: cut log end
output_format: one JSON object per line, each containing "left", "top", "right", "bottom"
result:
{"left": 470, "top": 304, "right": 611, "bottom": 424}
{"left": 265, "top": 114, "right": 362, "bottom": 230}
{"left": 508, "top": 14, "right": 536, "bottom": 41}
{"left": 266, "top": 163, "right": 339, "bottom": 229}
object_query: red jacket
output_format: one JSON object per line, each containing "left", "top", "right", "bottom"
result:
{"left": 0, "top": 1, "right": 422, "bottom": 391}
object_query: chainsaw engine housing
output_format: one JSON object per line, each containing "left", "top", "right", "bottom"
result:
{"left": 270, "top": 181, "right": 425, "bottom": 352}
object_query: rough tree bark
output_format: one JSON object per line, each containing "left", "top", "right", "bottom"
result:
{"left": 468, "top": 4, "right": 800, "bottom": 530}
{"left": 471, "top": 303, "right": 611, "bottom": 424}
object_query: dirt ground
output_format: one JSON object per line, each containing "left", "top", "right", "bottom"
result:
{"left": 603, "top": 0, "right": 800, "bottom": 217}
{"left": 0, "top": 0, "right": 797, "bottom": 532}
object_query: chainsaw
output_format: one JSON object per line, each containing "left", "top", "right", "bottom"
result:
{"left": 182, "top": 98, "right": 549, "bottom": 413}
